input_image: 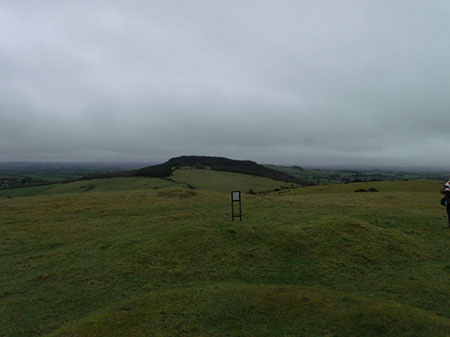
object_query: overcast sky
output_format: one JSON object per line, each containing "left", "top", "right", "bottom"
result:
{"left": 1, "top": 1, "right": 450, "bottom": 168}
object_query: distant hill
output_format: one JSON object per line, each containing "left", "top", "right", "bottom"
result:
{"left": 1, "top": 156, "right": 315, "bottom": 191}
{"left": 135, "top": 156, "right": 315, "bottom": 186}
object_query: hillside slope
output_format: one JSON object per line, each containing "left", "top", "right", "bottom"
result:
{"left": 135, "top": 156, "right": 314, "bottom": 186}
{"left": 0, "top": 181, "right": 449, "bottom": 336}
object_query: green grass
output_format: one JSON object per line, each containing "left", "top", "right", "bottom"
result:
{"left": 171, "top": 168, "right": 298, "bottom": 192}
{"left": 0, "top": 184, "right": 57, "bottom": 198}
{"left": 46, "top": 284, "right": 449, "bottom": 337}
{"left": 265, "top": 165, "right": 449, "bottom": 185}
{"left": 0, "top": 178, "right": 449, "bottom": 336}
{"left": 290, "top": 179, "right": 444, "bottom": 193}
{"left": 0, "top": 173, "right": 80, "bottom": 182}
{"left": 0, "top": 169, "right": 296, "bottom": 199}
{"left": 24, "top": 174, "right": 80, "bottom": 182}
{"left": 38, "top": 177, "right": 179, "bottom": 196}
{"left": 0, "top": 178, "right": 179, "bottom": 199}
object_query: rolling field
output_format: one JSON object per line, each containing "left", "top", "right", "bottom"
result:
{"left": 171, "top": 168, "right": 298, "bottom": 192}
{"left": 0, "top": 177, "right": 179, "bottom": 198}
{"left": 0, "top": 169, "right": 296, "bottom": 199}
{"left": 38, "top": 177, "right": 179, "bottom": 196}
{"left": 265, "top": 165, "right": 449, "bottom": 185}
{"left": 0, "top": 174, "right": 80, "bottom": 182}
{"left": 0, "top": 173, "right": 449, "bottom": 336}
{"left": 0, "top": 184, "right": 58, "bottom": 198}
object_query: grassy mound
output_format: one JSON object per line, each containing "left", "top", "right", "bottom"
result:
{"left": 48, "top": 284, "right": 450, "bottom": 337}
{"left": 304, "top": 216, "right": 431, "bottom": 264}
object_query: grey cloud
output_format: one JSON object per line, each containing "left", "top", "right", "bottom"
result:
{"left": 1, "top": 0, "right": 450, "bottom": 168}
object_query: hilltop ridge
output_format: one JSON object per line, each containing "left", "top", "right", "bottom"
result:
{"left": 135, "top": 155, "right": 315, "bottom": 186}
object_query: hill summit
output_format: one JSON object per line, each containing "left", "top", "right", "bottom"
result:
{"left": 135, "top": 155, "right": 315, "bottom": 186}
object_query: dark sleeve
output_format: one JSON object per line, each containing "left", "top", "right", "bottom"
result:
{"left": 442, "top": 187, "right": 448, "bottom": 194}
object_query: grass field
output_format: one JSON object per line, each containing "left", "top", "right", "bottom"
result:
{"left": 171, "top": 168, "right": 298, "bottom": 192}
{"left": 0, "top": 174, "right": 81, "bottom": 196}
{"left": 0, "top": 184, "right": 58, "bottom": 198}
{"left": 0, "top": 174, "right": 79, "bottom": 181}
{"left": 0, "top": 177, "right": 179, "bottom": 199}
{"left": 38, "top": 177, "right": 179, "bottom": 196}
{"left": 0, "top": 173, "right": 449, "bottom": 336}
{"left": 265, "top": 165, "right": 449, "bottom": 185}
{"left": 0, "top": 169, "right": 297, "bottom": 199}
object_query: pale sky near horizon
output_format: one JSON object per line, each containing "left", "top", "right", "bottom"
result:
{"left": 1, "top": 1, "right": 450, "bottom": 168}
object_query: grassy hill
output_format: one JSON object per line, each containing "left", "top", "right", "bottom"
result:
{"left": 0, "top": 178, "right": 449, "bottom": 336}
{"left": 135, "top": 156, "right": 314, "bottom": 186}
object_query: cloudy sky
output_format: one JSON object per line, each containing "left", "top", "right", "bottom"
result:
{"left": 1, "top": 1, "right": 450, "bottom": 168}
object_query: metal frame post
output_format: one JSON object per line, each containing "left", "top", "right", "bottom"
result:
{"left": 231, "top": 191, "right": 242, "bottom": 221}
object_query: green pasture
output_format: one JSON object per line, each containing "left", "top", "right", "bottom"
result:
{"left": 0, "top": 184, "right": 57, "bottom": 198}
{"left": 0, "top": 178, "right": 449, "bottom": 336}
{"left": 171, "top": 168, "right": 297, "bottom": 192}
{"left": 266, "top": 165, "right": 448, "bottom": 185}
{"left": 0, "top": 169, "right": 297, "bottom": 199}
{"left": 24, "top": 174, "right": 80, "bottom": 182}
{"left": 38, "top": 177, "right": 179, "bottom": 196}
{"left": 290, "top": 179, "right": 443, "bottom": 194}
{"left": 0, "top": 173, "right": 80, "bottom": 183}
